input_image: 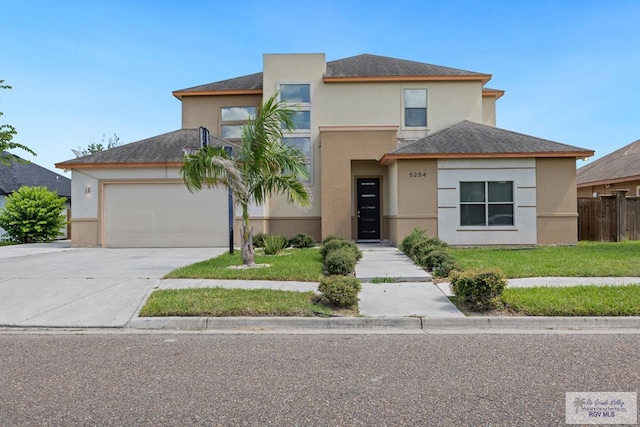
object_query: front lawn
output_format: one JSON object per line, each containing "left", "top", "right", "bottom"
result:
{"left": 164, "top": 248, "right": 323, "bottom": 281}
{"left": 501, "top": 285, "right": 640, "bottom": 316}
{"left": 140, "top": 287, "right": 332, "bottom": 317}
{"left": 449, "top": 241, "right": 640, "bottom": 278}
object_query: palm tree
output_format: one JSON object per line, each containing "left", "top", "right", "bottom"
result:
{"left": 181, "top": 94, "right": 311, "bottom": 265}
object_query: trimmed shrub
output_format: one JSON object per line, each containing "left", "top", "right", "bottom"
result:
{"left": 318, "top": 275, "right": 362, "bottom": 308}
{"left": 432, "top": 259, "right": 459, "bottom": 278}
{"left": 0, "top": 186, "right": 67, "bottom": 243}
{"left": 399, "top": 227, "right": 428, "bottom": 255}
{"left": 450, "top": 268, "right": 507, "bottom": 311}
{"left": 324, "top": 247, "right": 357, "bottom": 276}
{"left": 288, "top": 232, "right": 316, "bottom": 248}
{"left": 321, "top": 234, "right": 345, "bottom": 246}
{"left": 320, "top": 238, "right": 362, "bottom": 262}
{"left": 262, "top": 235, "right": 288, "bottom": 255}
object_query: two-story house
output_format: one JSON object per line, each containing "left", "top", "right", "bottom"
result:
{"left": 57, "top": 53, "right": 593, "bottom": 248}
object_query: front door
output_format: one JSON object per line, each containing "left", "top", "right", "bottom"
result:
{"left": 357, "top": 178, "right": 381, "bottom": 240}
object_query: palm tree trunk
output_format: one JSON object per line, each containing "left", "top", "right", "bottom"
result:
{"left": 241, "top": 204, "right": 255, "bottom": 266}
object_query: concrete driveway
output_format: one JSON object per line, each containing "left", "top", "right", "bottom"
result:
{"left": 0, "top": 242, "right": 226, "bottom": 328}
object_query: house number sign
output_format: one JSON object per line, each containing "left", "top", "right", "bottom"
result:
{"left": 409, "top": 172, "right": 428, "bottom": 178}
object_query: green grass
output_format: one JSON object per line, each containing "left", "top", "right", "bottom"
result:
{"left": 139, "top": 287, "right": 332, "bottom": 317}
{"left": 164, "top": 248, "right": 323, "bottom": 281}
{"left": 0, "top": 241, "right": 16, "bottom": 246}
{"left": 449, "top": 241, "right": 640, "bottom": 278}
{"left": 501, "top": 285, "right": 640, "bottom": 316}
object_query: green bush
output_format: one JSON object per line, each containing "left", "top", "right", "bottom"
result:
{"left": 321, "top": 234, "right": 345, "bottom": 246}
{"left": 450, "top": 268, "right": 507, "bottom": 311}
{"left": 399, "top": 227, "right": 428, "bottom": 255}
{"left": 318, "top": 275, "right": 362, "bottom": 308}
{"left": 432, "top": 259, "right": 459, "bottom": 278}
{"left": 324, "top": 247, "right": 357, "bottom": 276}
{"left": 261, "top": 235, "right": 288, "bottom": 255}
{"left": 0, "top": 186, "right": 67, "bottom": 243}
{"left": 321, "top": 239, "right": 362, "bottom": 262}
{"left": 253, "top": 233, "right": 267, "bottom": 248}
{"left": 288, "top": 232, "right": 316, "bottom": 248}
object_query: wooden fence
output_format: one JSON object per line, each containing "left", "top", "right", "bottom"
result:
{"left": 578, "top": 190, "right": 640, "bottom": 241}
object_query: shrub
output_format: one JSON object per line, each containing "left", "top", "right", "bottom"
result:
{"left": 321, "top": 234, "right": 345, "bottom": 246}
{"left": 417, "top": 249, "right": 453, "bottom": 270}
{"left": 432, "top": 259, "right": 459, "bottom": 278}
{"left": 0, "top": 186, "right": 67, "bottom": 243}
{"left": 450, "top": 268, "right": 507, "bottom": 311}
{"left": 321, "top": 238, "right": 362, "bottom": 262}
{"left": 262, "top": 235, "right": 288, "bottom": 255}
{"left": 399, "top": 227, "right": 428, "bottom": 255}
{"left": 253, "top": 233, "right": 267, "bottom": 248}
{"left": 318, "top": 275, "right": 362, "bottom": 308}
{"left": 288, "top": 232, "right": 316, "bottom": 249}
{"left": 324, "top": 247, "right": 357, "bottom": 276}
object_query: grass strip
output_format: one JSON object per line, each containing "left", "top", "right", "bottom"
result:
{"left": 449, "top": 241, "right": 640, "bottom": 278}
{"left": 164, "top": 248, "right": 323, "bottom": 281}
{"left": 502, "top": 284, "right": 640, "bottom": 316}
{"left": 139, "top": 287, "right": 331, "bottom": 317}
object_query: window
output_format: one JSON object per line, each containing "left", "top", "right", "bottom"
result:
{"left": 280, "top": 83, "right": 313, "bottom": 185}
{"left": 460, "top": 181, "right": 514, "bottom": 226}
{"left": 220, "top": 106, "right": 256, "bottom": 140}
{"left": 404, "top": 89, "right": 427, "bottom": 127}
{"left": 282, "top": 137, "right": 312, "bottom": 183}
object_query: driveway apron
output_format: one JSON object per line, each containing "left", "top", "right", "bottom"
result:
{"left": 0, "top": 244, "right": 225, "bottom": 328}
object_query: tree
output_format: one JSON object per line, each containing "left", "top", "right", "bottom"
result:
{"left": 73, "top": 133, "right": 120, "bottom": 157}
{"left": 0, "top": 186, "right": 67, "bottom": 243}
{"left": 0, "top": 80, "right": 36, "bottom": 165}
{"left": 181, "top": 94, "right": 311, "bottom": 265}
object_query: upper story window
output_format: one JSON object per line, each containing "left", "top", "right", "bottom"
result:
{"left": 280, "top": 83, "right": 311, "bottom": 132}
{"left": 220, "top": 106, "right": 256, "bottom": 140}
{"left": 404, "top": 89, "right": 427, "bottom": 127}
{"left": 460, "top": 181, "right": 514, "bottom": 226}
{"left": 282, "top": 136, "right": 312, "bottom": 184}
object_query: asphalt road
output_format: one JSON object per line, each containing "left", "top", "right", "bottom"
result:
{"left": 0, "top": 333, "right": 638, "bottom": 426}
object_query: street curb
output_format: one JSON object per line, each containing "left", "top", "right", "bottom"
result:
{"left": 127, "top": 316, "right": 422, "bottom": 331}
{"left": 126, "top": 316, "right": 640, "bottom": 331}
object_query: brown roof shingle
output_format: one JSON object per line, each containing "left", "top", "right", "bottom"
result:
{"left": 577, "top": 139, "right": 640, "bottom": 186}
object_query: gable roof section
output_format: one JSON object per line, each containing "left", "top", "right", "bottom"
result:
{"left": 55, "top": 129, "right": 233, "bottom": 169}
{"left": 577, "top": 139, "right": 640, "bottom": 187}
{"left": 380, "top": 121, "right": 594, "bottom": 164}
{"left": 0, "top": 152, "right": 71, "bottom": 198}
{"left": 173, "top": 53, "right": 494, "bottom": 97}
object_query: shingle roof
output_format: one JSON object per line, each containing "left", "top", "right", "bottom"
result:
{"left": 55, "top": 129, "right": 234, "bottom": 168}
{"left": 0, "top": 152, "right": 71, "bottom": 198}
{"left": 382, "top": 121, "right": 593, "bottom": 161}
{"left": 325, "top": 54, "right": 487, "bottom": 79}
{"left": 577, "top": 139, "right": 640, "bottom": 186}
{"left": 174, "top": 54, "right": 491, "bottom": 94}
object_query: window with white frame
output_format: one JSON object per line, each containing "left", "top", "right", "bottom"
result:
{"left": 404, "top": 88, "right": 427, "bottom": 127}
{"left": 460, "top": 181, "right": 514, "bottom": 226}
{"left": 220, "top": 106, "right": 256, "bottom": 140}
{"left": 280, "top": 83, "right": 312, "bottom": 184}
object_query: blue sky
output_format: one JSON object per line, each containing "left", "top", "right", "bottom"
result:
{"left": 1, "top": 0, "right": 639, "bottom": 174}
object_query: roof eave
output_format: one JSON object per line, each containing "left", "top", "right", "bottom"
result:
{"left": 55, "top": 162, "right": 184, "bottom": 170}
{"left": 577, "top": 173, "right": 640, "bottom": 188}
{"left": 482, "top": 89, "right": 505, "bottom": 99}
{"left": 379, "top": 150, "right": 595, "bottom": 165}
{"left": 323, "top": 74, "right": 492, "bottom": 84}
{"left": 172, "top": 89, "right": 263, "bottom": 99}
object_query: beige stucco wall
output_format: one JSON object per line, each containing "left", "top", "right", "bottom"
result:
{"left": 482, "top": 96, "right": 496, "bottom": 126}
{"left": 578, "top": 180, "right": 640, "bottom": 198}
{"left": 181, "top": 94, "right": 262, "bottom": 136}
{"left": 536, "top": 158, "right": 579, "bottom": 245}
{"left": 388, "top": 159, "right": 439, "bottom": 245}
{"left": 320, "top": 127, "right": 398, "bottom": 240}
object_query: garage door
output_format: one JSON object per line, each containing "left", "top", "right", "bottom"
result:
{"left": 103, "top": 183, "right": 229, "bottom": 247}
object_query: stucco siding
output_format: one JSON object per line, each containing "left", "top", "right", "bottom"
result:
{"left": 536, "top": 158, "right": 579, "bottom": 245}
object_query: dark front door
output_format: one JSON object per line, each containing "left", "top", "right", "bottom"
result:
{"left": 357, "top": 178, "right": 381, "bottom": 240}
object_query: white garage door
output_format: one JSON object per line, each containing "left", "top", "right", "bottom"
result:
{"left": 103, "top": 183, "right": 229, "bottom": 247}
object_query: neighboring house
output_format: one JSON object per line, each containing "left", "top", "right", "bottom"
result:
{"left": 0, "top": 152, "right": 71, "bottom": 238}
{"left": 56, "top": 53, "right": 593, "bottom": 248}
{"left": 577, "top": 139, "right": 640, "bottom": 198}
